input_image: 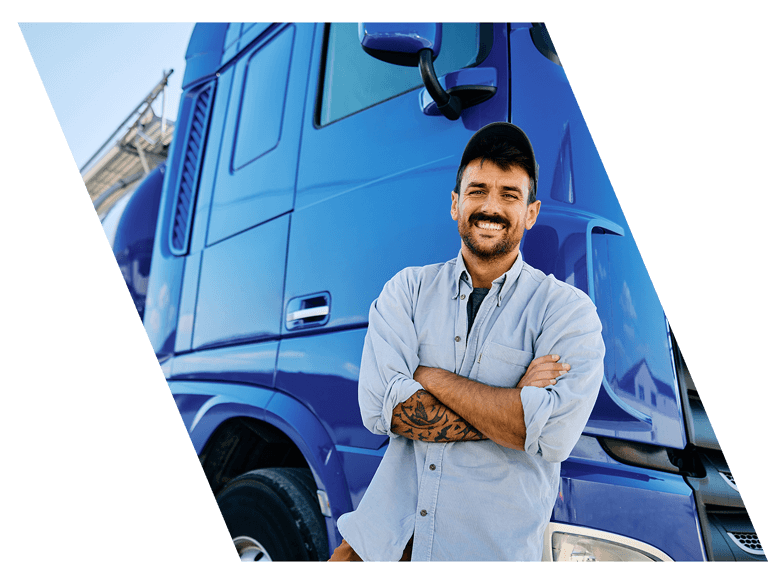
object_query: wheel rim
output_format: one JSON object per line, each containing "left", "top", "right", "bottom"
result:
{"left": 233, "top": 536, "right": 273, "bottom": 562}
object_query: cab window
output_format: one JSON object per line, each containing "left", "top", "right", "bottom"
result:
{"left": 318, "top": 23, "right": 488, "bottom": 126}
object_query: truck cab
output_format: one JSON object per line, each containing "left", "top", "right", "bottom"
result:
{"left": 115, "top": 22, "right": 763, "bottom": 561}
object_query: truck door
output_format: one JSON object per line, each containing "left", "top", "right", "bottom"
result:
{"left": 284, "top": 22, "right": 510, "bottom": 337}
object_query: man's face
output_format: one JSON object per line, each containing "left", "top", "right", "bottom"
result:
{"left": 451, "top": 159, "right": 541, "bottom": 261}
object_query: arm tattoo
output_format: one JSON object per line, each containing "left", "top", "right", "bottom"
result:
{"left": 391, "top": 390, "right": 486, "bottom": 442}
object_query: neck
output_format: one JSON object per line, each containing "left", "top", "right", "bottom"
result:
{"left": 461, "top": 246, "right": 519, "bottom": 288}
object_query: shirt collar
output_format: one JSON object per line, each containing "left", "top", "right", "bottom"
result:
{"left": 453, "top": 251, "right": 525, "bottom": 305}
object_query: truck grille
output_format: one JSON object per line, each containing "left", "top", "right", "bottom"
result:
{"left": 719, "top": 470, "right": 737, "bottom": 491}
{"left": 671, "top": 331, "right": 765, "bottom": 561}
{"left": 727, "top": 532, "right": 764, "bottom": 555}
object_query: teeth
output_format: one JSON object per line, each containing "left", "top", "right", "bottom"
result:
{"left": 477, "top": 221, "right": 503, "bottom": 230}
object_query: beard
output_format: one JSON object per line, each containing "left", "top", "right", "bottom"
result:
{"left": 458, "top": 212, "right": 522, "bottom": 260}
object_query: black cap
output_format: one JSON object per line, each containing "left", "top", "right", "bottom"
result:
{"left": 459, "top": 122, "right": 539, "bottom": 198}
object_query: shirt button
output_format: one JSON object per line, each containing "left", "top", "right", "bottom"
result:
{"left": 429, "top": 464, "right": 436, "bottom": 470}
{"left": 460, "top": 294, "right": 466, "bottom": 300}
{"left": 455, "top": 336, "right": 461, "bottom": 342}
{"left": 420, "top": 510, "right": 428, "bottom": 517}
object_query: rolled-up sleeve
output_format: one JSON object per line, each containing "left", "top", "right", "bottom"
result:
{"left": 358, "top": 270, "right": 425, "bottom": 436}
{"left": 519, "top": 295, "right": 604, "bottom": 462}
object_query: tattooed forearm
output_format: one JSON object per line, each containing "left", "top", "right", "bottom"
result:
{"left": 391, "top": 390, "right": 486, "bottom": 442}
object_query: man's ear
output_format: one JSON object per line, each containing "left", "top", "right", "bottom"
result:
{"left": 525, "top": 200, "right": 541, "bottom": 230}
{"left": 451, "top": 191, "right": 460, "bottom": 221}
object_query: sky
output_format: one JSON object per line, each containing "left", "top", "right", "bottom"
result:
{"left": 19, "top": 22, "right": 194, "bottom": 172}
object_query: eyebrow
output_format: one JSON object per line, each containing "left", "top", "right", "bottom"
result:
{"left": 465, "top": 181, "right": 523, "bottom": 194}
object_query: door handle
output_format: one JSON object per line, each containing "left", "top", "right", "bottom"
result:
{"left": 285, "top": 292, "right": 331, "bottom": 330}
{"left": 287, "top": 305, "right": 329, "bottom": 321}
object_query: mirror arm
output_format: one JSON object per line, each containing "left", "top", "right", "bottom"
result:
{"left": 418, "top": 49, "right": 462, "bottom": 121}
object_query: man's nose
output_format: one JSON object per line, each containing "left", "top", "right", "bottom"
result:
{"left": 479, "top": 191, "right": 503, "bottom": 214}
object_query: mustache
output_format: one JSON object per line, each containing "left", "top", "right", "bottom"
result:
{"left": 469, "top": 212, "right": 509, "bottom": 228}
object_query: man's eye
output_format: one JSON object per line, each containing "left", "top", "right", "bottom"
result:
{"left": 503, "top": 193, "right": 519, "bottom": 199}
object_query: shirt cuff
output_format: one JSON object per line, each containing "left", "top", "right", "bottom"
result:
{"left": 519, "top": 385, "right": 555, "bottom": 456}
{"left": 379, "top": 376, "right": 425, "bottom": 436}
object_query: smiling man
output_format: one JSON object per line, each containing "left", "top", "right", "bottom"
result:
{"left": 452, "top": 141, "right": 541, "bottom": 288}
{"left": 329, "top": 122, "right": 605, "bottom": 561}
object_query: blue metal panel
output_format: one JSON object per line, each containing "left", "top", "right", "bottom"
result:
{"left": 171, "top": 392, "right": 213, "bottom": 432}
{"left": 192, "top": 216, "right": 289, "bottom": 350}
{"left": 336, "top": 447, "right": 384, "bottom": 510}
{"left": 276, "top": 328, "right": 387, "bottom": 451}
{"left": 174, "top": 252, "right": 201, "bottom": 353}
{"left": 169, "top": 341, "right": 278, "bottom": 388}
{"left": 554, "top": 455, "right": 705, "bottom": 561}
{"left": 221, "top": 23, "right": 275, "bottom": 67}
{"left": 183, "top": 23, "right": 227, "bottom": 89}
{"left": 168, "top": 381, "right": 274, "bottom": 452}
{"left": 231, "top": 29, "right": 293, "bottom": 170}
{"left": 206, "top": 23, "right": 315, "bottom": 246}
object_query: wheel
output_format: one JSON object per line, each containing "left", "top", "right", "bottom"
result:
{"left": 215, "top": 468, "right": 329, "bottom": 562}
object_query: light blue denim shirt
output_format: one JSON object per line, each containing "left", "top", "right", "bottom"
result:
{"left": 336, "top": 252, "right": 604, "bottom": 561}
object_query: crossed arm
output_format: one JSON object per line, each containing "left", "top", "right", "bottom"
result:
{"left": 390, "top": 355, "right": 569, "bottom": 450}
{"left": 390, "top": 388, "right": 487, "bottom": 443}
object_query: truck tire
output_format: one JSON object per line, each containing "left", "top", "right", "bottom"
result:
{"left": 215, "top": 468, "right": 329, "bottom": 561}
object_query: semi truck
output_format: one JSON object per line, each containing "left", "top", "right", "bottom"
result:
{"left": 110, "top": 22, "right": 763, "bottom": 561}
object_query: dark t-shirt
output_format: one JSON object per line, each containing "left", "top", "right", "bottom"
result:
{"left": 467, "top": 287, "right": 490, "bottom": 338}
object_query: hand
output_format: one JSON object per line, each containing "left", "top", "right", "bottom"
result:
{"left": 516, "top": 354, "right": 569, "bottom": 389}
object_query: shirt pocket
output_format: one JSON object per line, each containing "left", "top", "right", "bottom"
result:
{"left": 476, "top": 342, "right": 534, "bottom": 388}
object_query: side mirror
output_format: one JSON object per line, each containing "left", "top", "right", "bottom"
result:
{"left": 358, "top": 23, "right": 442, "bottom": 67}
{"left": 359, "top": 22, "right": 467, "bottom": 120}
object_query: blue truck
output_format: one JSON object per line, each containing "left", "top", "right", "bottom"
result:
{"left": 110, "top": 22, "right": 763, "bottom": 561}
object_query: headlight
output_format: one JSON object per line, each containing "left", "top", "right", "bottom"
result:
{"left": 543, "top": 523, "right": 673, "bottom": 561}
{"left": 553, "top": 532, "right": 656, "bottom": 561}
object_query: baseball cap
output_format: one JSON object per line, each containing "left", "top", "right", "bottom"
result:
{"left": 459, "top": 122, "right": 539, "bottom": 198}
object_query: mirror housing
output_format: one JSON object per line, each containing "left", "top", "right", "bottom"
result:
{"left": 358, "top": 23, "right": 442, "bottom": 67}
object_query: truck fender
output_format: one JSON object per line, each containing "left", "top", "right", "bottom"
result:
{"left": 173, "top": 381, "right": 353, "bottom": 538}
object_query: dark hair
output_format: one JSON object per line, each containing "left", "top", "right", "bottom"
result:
{"left": 454, "top": 139, "right": 537, "bottom": 203}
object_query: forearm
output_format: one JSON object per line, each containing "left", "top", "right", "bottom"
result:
{"left": 414, "top": 366, "right": 526, "bottom": 450}
{"left": 391, "top": 389, "right": 487, "bottom": 442}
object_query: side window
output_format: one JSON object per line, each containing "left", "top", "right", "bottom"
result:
{"left": 319, "top": 23, "right": 487, "bottom": 126}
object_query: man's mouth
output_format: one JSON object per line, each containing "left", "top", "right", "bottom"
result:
{"left": 476, "top": 221, "right": 504, "bottom": 231}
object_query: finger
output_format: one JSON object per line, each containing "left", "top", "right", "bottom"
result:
{"left": 523, "top": 379, "right": 552, "bottom": 388}
{"left": 527, "top": 362, "right": 570, "bottom": 375}
{"left": 523, "top": 372, "right": 557, "bottom": 387}
{"left": 526, "top": 368, "right": 569, "bottom": 385}
{"left": 528, "top": 354, "right": 568, "bottom": 367}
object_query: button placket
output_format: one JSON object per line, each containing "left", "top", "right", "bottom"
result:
{"left": 454, "top": 280, "right": 470, "bottom": 371}
{"left": 414, "top": 444, "right": 444, "bottom": 561}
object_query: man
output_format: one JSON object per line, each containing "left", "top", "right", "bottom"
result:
{"left": 329, "top": 122, "right": 605, "bottom": 561}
